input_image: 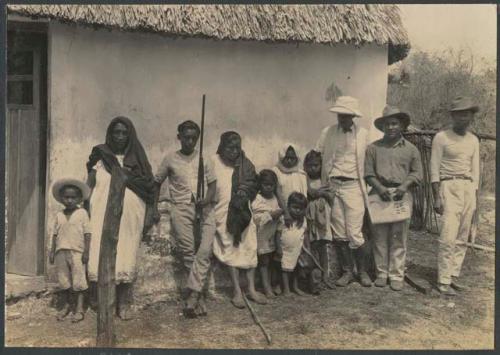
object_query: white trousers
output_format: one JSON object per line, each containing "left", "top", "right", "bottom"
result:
{"left": 438, "top": 179, "right": 476, "bottom": 285}
{"left": 329, "top": 179, "right": 365, "bottom": 249}
{"left": 372, "top": 219, "right": 409, "bottom": 281}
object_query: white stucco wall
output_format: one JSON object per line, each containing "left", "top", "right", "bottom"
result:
{"left": 45, "top": 22, "right": 389, "bottom": 295}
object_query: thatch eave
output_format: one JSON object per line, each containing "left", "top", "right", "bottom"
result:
{"left": 7, "top": 4, "right": 410, "bottom": 63}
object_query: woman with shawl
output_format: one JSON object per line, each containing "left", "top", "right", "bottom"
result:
{"left": 86, "top": 116, "right": 155, "bottom": 320}
{"left": 212, "top": 131, "right": 268, "bottom": 308}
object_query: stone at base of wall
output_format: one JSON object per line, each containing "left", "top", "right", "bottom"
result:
{"left": 6, "top": 274, "right": 54, "bottom": 300}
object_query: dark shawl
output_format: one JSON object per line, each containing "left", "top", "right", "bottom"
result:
{"left": 86, "top": 116, "right": 156, "bottom": 234}
{"left": 217, "top": 132, "right": 258, "bottom": 246}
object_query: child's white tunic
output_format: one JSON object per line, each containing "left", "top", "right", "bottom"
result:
{"left": 279, "top": 222, "right": 306, "bottom": 272}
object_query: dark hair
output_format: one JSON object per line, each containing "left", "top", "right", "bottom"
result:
{"left": 217, "top": 131, "right": 241, "bottom": 155}
{"left": 258, "top": 169, "right": 278, "bottom": 195}
{"left": 303, "top": 150, "right": 322, "bottom": 166}
{"left": 61, "top": 184, "right": 83, "bottom": 198}
{"left": 287, "top": 192, "right": 308, "bottom": 209}
{"left": 177, "top": 120, "right": 200, "bottom": 135}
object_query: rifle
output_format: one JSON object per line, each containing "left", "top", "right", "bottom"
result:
{"left": 193, "top": 94, "right": 206, "bottom": 252}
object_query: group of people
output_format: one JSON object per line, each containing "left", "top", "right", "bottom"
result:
{"left": 49, "top": 95, "right": 480, "bottom": 322}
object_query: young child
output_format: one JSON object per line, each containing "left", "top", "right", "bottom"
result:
{"left": 279, "top": 192, "right": 321, "bottom": 296}
{"left": 272, "top": 143, "right": 308, "bottom": 294}
{"left": 303, "top": 150, "right": 334, "bottom": 288}
{"left": 49, "top": 178, "right": 91, "bottom": 322}
{"left": 251, "top": 169, "right": 284, "bottom": 298}
{"left": 273, "top": 143, "right": 308, "bottom": 209}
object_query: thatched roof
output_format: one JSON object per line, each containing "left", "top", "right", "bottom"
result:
{"left": 8, "top": 4, "right": 410, "bottom": 63}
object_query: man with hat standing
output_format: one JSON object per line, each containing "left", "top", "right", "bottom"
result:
{"left": 364, "top": 106, "right": 422, "bottom": 291}
{"left": 315, "top": 96, "right": 372, "bottom": 287}
{"left": 430, "top": 96, "right": 480, "bottom": 296}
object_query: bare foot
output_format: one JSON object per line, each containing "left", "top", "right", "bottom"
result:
{"left": 231, "top": 294, "right": 245, "bottom": 309}
{"left": 292, "top": 287, "right": 307, "bottom": 296}
{"left": 56, "top": 305, "right": 71, "bottom": 321}
{"left": 323, "top": 278, "right": 335, "bottom": 290}
{"left": 117, "top": 304, "right": 134, "bottom": 321}
{"left": 247, "top": 291, "right": 268, "bottom": 304}
{"left": 281, "top": 288, "right": 292, "bottom": 297}
{"left": 71, "top": 311, "right": 85, "bottom": 323}
{"left": 264, "top": 290, "right": 276, "bottom": 299}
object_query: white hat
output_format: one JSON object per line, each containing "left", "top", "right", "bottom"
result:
{"left": 328, "top": 96, "right": 363, "bottom": 117}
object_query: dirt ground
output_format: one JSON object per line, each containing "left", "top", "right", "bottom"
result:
{"left": 5, "top": 197, "right": 495, "bottom": 349}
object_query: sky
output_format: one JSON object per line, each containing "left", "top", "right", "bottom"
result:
{"left": 399, "top": 4, "right": 496, "bottom": 67}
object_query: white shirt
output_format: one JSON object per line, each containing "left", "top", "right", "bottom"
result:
{"left": 53, "top": 208, "right": 91, "bottom": 253}
{"left": 155, "top": 150, "right": 216, "bottom": 204}
{"left": 430, "top": 130, "right": 480, "bottom": 189}
{"left": 328, "top": 127, "right": 358, "bottom": 179}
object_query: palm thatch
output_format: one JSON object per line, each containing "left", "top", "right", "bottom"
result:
{"left": 8, "top": 4, "right": 410, "bottom": 63}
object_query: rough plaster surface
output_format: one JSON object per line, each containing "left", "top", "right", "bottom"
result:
{"left": 43, "top": 22, "right": 389, "bottom": 297}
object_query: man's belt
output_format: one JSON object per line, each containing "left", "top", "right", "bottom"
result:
{"left": 331, "top": 176, "right": 357, "bottom": 182}
{"left": 382, "top": 182, "right": 401, "bottom": 188}
{"left": 440, "top": 176, "right": 472, "bottom": 182}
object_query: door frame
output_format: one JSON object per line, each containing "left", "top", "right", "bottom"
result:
{"left": 7, "top": 19, "right": 49, "bottom": 276}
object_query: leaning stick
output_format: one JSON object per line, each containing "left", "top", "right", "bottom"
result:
{"left": 301, "top": 245, "right": 325, "bottom": 273}
{"left": 465, "top": 242, "right": 494, "bottom": 253}
{"left": 242, "top": 294, "right": 272, "bottom": 345}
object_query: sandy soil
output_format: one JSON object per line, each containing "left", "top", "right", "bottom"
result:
{"left": 5, "top": 199, "right": 495, "bottom": 349}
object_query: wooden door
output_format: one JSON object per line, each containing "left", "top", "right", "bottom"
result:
{"left": 6, "top": 30, "right": 47, "bottom": 276}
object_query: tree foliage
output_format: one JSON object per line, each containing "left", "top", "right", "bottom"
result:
{"left": 388, "top": 49, "right": 496, "bottom": 193}
{"left": 388, "top": 49, "right": 496, "bottom": 135}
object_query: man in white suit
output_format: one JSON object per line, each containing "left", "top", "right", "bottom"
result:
{"left": 316, "top": 96, "right": 372, "bottom": 287}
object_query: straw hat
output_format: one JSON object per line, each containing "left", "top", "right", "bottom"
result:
{"left": 52, "top": 178, "right": 91, "bottom": 204}
{"left": 374, "top": 105, "right": 410, "bottom": 132}
{"left": 328, "top": 96, "right": 363, "bottom": 117}
{"left": 449, "top": 96, "right": 479, "bottom": 113}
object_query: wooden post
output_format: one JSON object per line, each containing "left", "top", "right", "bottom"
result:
{"left": 96, "top": 166, "right": 127, "bottom": 347}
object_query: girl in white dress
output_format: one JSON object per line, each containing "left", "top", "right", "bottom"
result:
{"left": 212, "top": 131, "right": 268, "bottom": 308}
{"left": 251, "top": 169, "right": 283, "bottom": 298}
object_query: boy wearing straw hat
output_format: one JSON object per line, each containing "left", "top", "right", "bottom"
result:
{"left": 315, "top": 96, "right": 372, "bottom": 287}
{"left": 364, "top": 106, "right": 422, "bottom": 291}
{"left": 49, "top": 178, "right": 91, "bottom": 322}
{"left": 430, "top": 96, "right": 480, "bottom": 296}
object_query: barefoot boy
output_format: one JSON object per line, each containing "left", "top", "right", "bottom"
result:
{"left": 154, "top": 120, "right": 217, "bottom": 317}
{"left": 50, "top": 179, "right": 91, "bottom": 322}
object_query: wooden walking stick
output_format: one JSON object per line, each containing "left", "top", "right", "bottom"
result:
{"left": 242, "top": 294, "right": 272, "bottom": 345}
{"left": 96, "top": 166, "right": 127, "bottom": 347}
{"left": 301, "top": 245, "right": 325, "bottom": 273}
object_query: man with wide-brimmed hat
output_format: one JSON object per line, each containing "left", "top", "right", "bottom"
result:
{"left": 430, "top": 96, "right": 480, "bottom": 296}
{"left": 364, "top": 106, "right": 423, "bottom": 291}
{"left": 315, "top": 96, "right": 372, "bottom": 287}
